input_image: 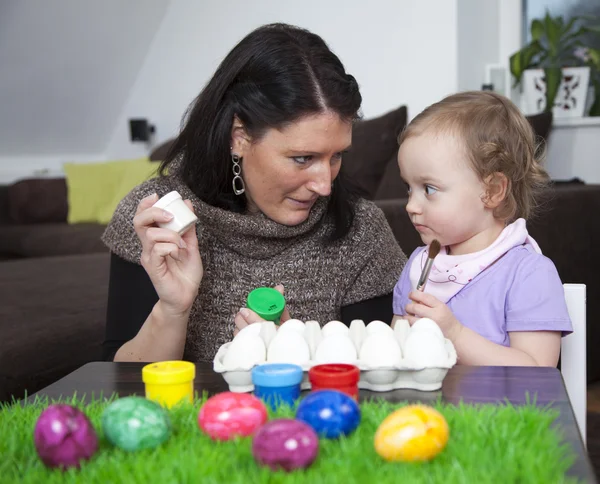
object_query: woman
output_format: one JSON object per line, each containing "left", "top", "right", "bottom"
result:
{"left": 102, "top": 23, "right": 406, "bottom": 363}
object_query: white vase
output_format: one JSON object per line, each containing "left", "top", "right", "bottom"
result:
{"left": 522, "top": 66, "right": 590, "bottom": 118}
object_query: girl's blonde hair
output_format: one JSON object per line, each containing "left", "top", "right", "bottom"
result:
{"left": 399, "top": 91, "right": 550, "bottom": 222}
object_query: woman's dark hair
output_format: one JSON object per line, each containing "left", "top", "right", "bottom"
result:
{"left": 160, "top": 23, "right": 362, "bottom": 241}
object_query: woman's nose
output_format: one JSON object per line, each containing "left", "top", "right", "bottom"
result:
{"left": 306, "top": 164, "right": 333, "bottom": 196}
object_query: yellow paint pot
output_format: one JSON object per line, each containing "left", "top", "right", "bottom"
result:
{"left": 142, "top": 361, "right": 195, "bottom": 409}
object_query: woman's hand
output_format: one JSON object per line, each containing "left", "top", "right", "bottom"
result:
{"left": 404, "top": 291, "right": 463, "bottom": 341}
{"left": 133, "top": 193, "right": 203, "bottom": 318}
{"left": 233, "top": 284, "right": 292, "bottom": 337}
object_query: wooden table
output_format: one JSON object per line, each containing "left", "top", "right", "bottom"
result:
{"left": 33, "top": 362, "right": 595, "bottom": 482}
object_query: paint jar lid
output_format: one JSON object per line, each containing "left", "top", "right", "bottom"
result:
{"left": 247, "top": 287, "right": 286, "bottom": 321}
{"left": 142, "top": 361, "right": 196, "bottom": 385}
{"left": 309, "top": 364, "right": 360, "bottom": 387}
{"left": 252, "top": 363, "right": 303, "bottom": 387}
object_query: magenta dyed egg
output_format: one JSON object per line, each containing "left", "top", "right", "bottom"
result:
{"left": 198, "top": 392, "right": 268, "bottom": 441}
{"left": 34, "top": 404, "right": 98, "bottom": 470}
{"left": 252, "top": 419, "right": 319, "bottom": 472}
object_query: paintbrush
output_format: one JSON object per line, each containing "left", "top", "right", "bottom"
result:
{"left": 416, "top": 239, "right": 441, "bottom": 292}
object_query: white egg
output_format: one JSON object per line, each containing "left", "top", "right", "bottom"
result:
{"left": 410, "top": 318, "right": 445, "bottom": 340}
{"left": 234, "top": 322, "right": 263, "bottom": 339}
{"left": 223, "top": 334, "right": 266, "bottom": 369}
{"left": 365, "top": 320, "right": 394, "bottom": 335}
{"left": 315, "top": 334, "right": 357, "bottom": 364}
{"left": 267, "top": 331, "right": 310, "bottom": 365}
{"left": 359, "top": 333, "right": 402, "bottom": 367}
{"left": 278, "top": 319, "right": 305, "bottom": 335}
{"left": 321, "top": 320, "right": 349, "bottom": 338}
{"left": 403, "top": 330, "right": 448, "bottom": 367}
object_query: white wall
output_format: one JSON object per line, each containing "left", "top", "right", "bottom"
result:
{"left": 457, "top": 0, "right": 499, "bottom": 92}
{"left": 105, "top": 0, "right": 459, "bottom": 159}
{"left": 0, "top": 0, "right": 169, "bottom": 181}
{"left": 1, "top": 0, "right": 461, "bottom": 182}
{"left": 546, "top": 123, "right": 600, "bottom": 183}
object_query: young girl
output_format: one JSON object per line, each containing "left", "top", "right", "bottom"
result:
{"left": 392, "top": 91, "right": 572, "bottom": 367}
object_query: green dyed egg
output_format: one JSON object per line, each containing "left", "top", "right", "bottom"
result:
{"left": 102, "top": 397, "right": 171, "bottom": 451}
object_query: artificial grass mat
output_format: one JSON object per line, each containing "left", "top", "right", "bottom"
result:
{"left": 0, "top": 393, "right": 578, "bottom": 484}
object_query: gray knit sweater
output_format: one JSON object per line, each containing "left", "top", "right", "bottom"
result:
{"left": 102, "top": 175, "right": 406, "bottom": 363}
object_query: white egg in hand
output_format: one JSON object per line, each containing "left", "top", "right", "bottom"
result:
{"left": 315, "top": 334, "right": 357, "bottom": 364}
{"left": 223, "top": 334, "right": 266, "bottom": 369}
{"left": 267, "top": 331, "right": 310, "bottom": 365}
{"left": 365, "top": 320, "right": 394, "bottom": 335}
{"left": 359, "top": 333, "right": 402, "bottom": 367}
{"left": 403, "top": 330, "right": 448, "bottom": 368}
{"left": 321, "top": 320, "right": 349, "bottom": 338}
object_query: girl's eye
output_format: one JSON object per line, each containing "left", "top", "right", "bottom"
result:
{"left": 292, "top": 156, "right": 312, "bottom": 165}
{"left": 331, "top": 152, "right": 343, "bottom": 162}
{"left": 425, "top": 185, "right": 438, "bottom": 195}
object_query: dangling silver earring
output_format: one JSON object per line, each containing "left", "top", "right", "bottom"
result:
{"left": 231, "top": 153, "right": 245, "bottom": 195}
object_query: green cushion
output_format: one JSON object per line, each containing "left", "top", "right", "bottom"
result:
{"left": 64, "top": 158, "right": 157, "bottom": 224}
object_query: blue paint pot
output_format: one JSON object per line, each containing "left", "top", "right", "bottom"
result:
{"left": 252, "top": 363, "right": 304, "bottom": 409}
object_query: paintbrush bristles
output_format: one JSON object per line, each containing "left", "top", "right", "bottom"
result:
{"left": 429, "top": 239, "right": 441, "bottom": 259}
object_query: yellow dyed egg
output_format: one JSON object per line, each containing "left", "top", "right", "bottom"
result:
{"left": 374, "top": 405, "right": 449, "bottom": 462}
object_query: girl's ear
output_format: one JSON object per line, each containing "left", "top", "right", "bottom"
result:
{"left": 482, "top": 172, "right": 509, "bottom": 209}
{"left": 230, "top": 115, "right": 251, "bottom": 156}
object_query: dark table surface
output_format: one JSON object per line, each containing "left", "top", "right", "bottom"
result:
{"left": 32, "top": 362, "right": 595, "bottom": 482}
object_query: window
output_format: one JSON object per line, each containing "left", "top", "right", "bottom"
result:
{"left": 523, "top": 0, "right": 600, "bottom": 48}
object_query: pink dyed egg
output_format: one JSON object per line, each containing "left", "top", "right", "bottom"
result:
{"left": 34, "top": 404, "right": 98, "bottom": 470}
{"left": 253, "top": 419, "right": 319, "bottom": 472}
{"left": 198, "top": 392, "right": 268, "bottom": 441}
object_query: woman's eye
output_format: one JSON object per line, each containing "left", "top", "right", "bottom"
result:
{"left": 425, "top": 185, "right": 438, "bottom": 195}
{"left": 331, "top": 152, "right": 343, "bottom": 162}
{"left": 292, "top": 156, "right": 312, "bottom": 165}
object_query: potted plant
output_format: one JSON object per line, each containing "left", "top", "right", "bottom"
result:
{"left": 510, "top": 12, "right": 600, "bottom": 117}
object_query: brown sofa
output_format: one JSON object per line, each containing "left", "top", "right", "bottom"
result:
{"left": 2, "top": 106, "right": 598, "bottom": 404}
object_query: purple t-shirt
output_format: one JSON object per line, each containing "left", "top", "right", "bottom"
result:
{"left": 393, "top": 244, "right": 573, "bottom": 347}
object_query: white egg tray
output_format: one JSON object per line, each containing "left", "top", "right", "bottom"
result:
{"left": 213, "top": 318, "right": 457, "bottom": 393}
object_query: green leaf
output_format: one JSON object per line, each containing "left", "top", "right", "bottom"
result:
{"left": 561, "top": 16, "right": 579, "bottom": 36}
{"left": 582, "top": 25, "right": 600, "bottom": 35}
{"left": 588, "top": 48, "right": 600, "bottom": 69}
{"left": 544, "top": 66, "right": 562, "bottom": 113}
{"left": 510, "top": 41, "right": 543, "bottom": 86}
{"left": 531, "top": 19, "right": 544, "bottom": 41}
{"left": 544, "top": 12, "right": 561, "bottom": 55}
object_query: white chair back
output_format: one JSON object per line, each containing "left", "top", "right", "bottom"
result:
{"left": 561, "top": 283, "right": 587, "bottom": 446}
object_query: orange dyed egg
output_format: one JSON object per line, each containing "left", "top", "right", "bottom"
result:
{"left": 374, "top": 405, "right": 449, "bottom": 462}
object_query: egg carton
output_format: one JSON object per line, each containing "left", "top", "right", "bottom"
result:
{"left": 213, "top": 318, "right": 457, "bottom": 393}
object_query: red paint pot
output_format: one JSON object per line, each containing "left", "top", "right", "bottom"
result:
{"left": 308, "top": 364, "right": 360, "bottom": 399}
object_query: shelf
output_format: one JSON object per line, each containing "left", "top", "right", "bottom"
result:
{"left": 553, "top": 117, "right": 600, "bottom": 128}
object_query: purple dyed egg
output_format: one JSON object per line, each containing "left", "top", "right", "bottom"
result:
{"left": 34, "top": 404, "right": 98, "bottom": 470}
{"left": 252, "top": 418, "right": 319, "bottom": 472}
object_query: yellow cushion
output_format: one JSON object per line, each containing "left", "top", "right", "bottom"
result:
{"left": 64, "top": 158, "right": 158, "bottom": 224}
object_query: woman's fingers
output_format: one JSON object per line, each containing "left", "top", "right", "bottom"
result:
{"left": 135, "top": 193, "right": 158, "bottom": 214}
{"left": 234, "top": 309, "right": 250, "bottom": 332}
{"left": 145, "top": 227, "right": 187, "bottom": 249}
{"left": 145, "top": 242, "right": 181, "bottom": 268}
{"left": 134, "top": 206, "right": 174, "bottom": 233}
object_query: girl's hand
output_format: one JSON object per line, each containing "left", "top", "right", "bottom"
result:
{"left": 233, "top": 284, "right": 292, "bottom": 336}
{"left": 133, "top": 193, "right": 203, "bottom": 318}
{"left": 404, "top": 291, "right": 463, "bottom": 341}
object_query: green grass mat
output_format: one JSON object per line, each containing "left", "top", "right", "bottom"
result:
{"left": 0, "top": 394, "right": 577, "bottom": 483}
